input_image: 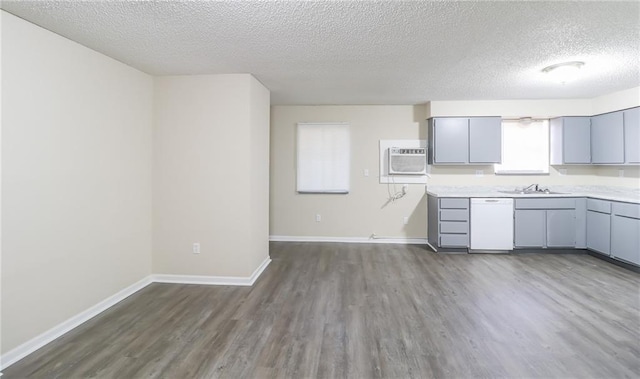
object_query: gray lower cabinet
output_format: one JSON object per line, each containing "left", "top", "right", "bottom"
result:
{"left": 427, "top": 195, "right": 638, "bottom": 268}
{"left": 611, "top": 215, "right": 640, "bottom": 265}
{"left": 546, "top": 209, "right": 576, "bottom": 247}
{"left": 515, "top": 210, "right": 546, "bottom": 247}
{"left": 586, "top": 199, "right": 638, "bottom": 266}
{"left": 623, "top": 107, "right": 640, "bottom": 164}
{"left": 586, "top": 210, "right": 611, "bottom": 256}
{"left": 591, "top": 111, "right": 624, "bottom": 164}
{"left": 514, "top": 198, "right": 578, "bottom": 248}
{"left": 610, "top": 201, "right": 640, "bottom": 265}
{"left": 586, "top": 199, "right": 612, "bottom": 256}
{"left": 439, "top": 198, "right": 469, "bottom": 248}
{"left": 427, "top": 195, "right": 470, "bottom": 249}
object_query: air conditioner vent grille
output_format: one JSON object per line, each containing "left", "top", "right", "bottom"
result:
{"left": 389, "top": 147, "right": 427, "bottom": 175}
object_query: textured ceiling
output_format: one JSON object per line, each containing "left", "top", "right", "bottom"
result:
{"left": 2, "top": 1, "right": 639, "bottom": 105}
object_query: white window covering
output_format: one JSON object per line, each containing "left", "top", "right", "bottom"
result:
{"left": 494, "top": 119, "right": 550, "bottom": 174}
{"left": 297, "top": 122, "right": 350, "bottom": 193}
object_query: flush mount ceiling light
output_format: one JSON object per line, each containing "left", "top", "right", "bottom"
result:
{"left": 542, "top": 61, "right": 585, "bottom": 84}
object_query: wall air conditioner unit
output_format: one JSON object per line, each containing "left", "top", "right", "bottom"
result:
{"left": 388, "top": 147, "right": 427, "bottom": 175}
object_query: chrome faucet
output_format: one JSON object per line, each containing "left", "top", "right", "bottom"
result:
{"left": 518, "top": 183, "right": 552, "bottom": 193}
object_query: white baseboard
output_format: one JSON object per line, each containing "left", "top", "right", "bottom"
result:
{"left": 0, "top": 256, "right": 272, "bottom": 372}
{"left": 269, "top": 235, "right": 428, "bottom": 245}
{"left": 152, "top": 256, "right": 272, "bottom": 286}
{"left": 0, "top": 276, "right": 153, "bottom": 371}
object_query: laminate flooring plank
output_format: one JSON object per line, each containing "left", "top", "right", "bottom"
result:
{"left": 3, "top": 242, "right": 639, "bottom": 378}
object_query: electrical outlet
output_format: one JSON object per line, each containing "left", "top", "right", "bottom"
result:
{"left": 315, "top": 214, "right": 321, "bottom": 222}
{"left": 192, "top": 242, "right": 200, "bottom": 254}
{"left": 364, "top": 168, "right": 369, "bottom": 177}
{"left": 475, "top": 170, "right": 484, "bottom": 177}
{"left": 619, "top": 169, "right": 625, "bottom": 177}
{"left": 403, "top": 216, "right": 409, "bottom": 225}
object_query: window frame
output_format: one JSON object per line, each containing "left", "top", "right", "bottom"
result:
{"left": 494, "top": 119, "right": 550, "bottom": 175}
{"left": 296, "top": 122, "right": 351, "bottom": 193}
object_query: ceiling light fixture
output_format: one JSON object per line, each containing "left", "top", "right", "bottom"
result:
{"left": 542, "top": 61, "right": 585, "bottom": 84}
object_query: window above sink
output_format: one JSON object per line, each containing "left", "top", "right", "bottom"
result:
{"left": 495, "top": 119, "right": 550, "bottom": 175}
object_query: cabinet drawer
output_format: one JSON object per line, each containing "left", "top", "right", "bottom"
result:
{"left": 612, "top": 202, "right": 640, "bottom": 219}
{"left": 587, "top": 198, "right": 611, "bottom": 214}
{"left": 515, "top": 198, "right": 576, "bottom": 209}
{"left": 440, "top": 209, "right": 469, "bottom": 221}
{"left": 440, "top": 234, "right": 469, "bottom": 247}
{"left": 439, "top": 198, "right": 469, "bottom": 209}
{"left": 439, "top": 221, "right": 468, "bottom": 234}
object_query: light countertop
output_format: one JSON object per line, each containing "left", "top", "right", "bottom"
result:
{"left": 426, "top": 185, "right": 640, "bottom": 204}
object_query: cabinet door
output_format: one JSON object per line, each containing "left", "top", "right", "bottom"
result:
{"left": 469, "top": 117, "right": 501, "bottom": 163}
{"left": 546, "top": 209, "right": 576, "bottom": 247}
{"left": 433, "top": 118, "right": 469, "bottom": 163}
{"left": 623, "top": 107, "right": 640, "bottom": 163}
{"left": 563, "top": 117, "right": 591, "bottom": 163}
{"left": 611, "top": 215, "right": 640, "bottom": 265}
{"left": 586, "top": 211, "right": 611, "bottom": 255}
{"left": 591, "top": 112, "right": 624, "bottom": 164}
{"left": 515, "top": 210, "right": 546, "bottom": 247}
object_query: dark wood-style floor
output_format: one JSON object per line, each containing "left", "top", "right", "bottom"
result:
{"left": 4, "top": 242, "right": 640, "bottom": 378}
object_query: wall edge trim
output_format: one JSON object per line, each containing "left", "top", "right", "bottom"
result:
{"left": 0, "top": 276, "right": 154, "bottom": 371}
{"left": 152, "top": 257, "right": 271, "bottom": 286}
{"left": 0, "top": 256, "right": 272, "bottom": 372}
{"left": 269, "top": 235, "right": 428, "bottom": 245}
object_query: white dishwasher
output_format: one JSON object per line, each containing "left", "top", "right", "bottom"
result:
{"left": 470, "top": 198, "right": 514, "bottom": 251}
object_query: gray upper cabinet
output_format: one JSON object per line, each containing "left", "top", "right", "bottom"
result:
{"left": 591, "top": 111, "right": 624, "bottom": 164}
{"left": 431, "top": 118, "right": 469, "bottom": 163}
{"left": 550, "top": 117, "right": 591, "bottom": 164}
{"left": 623, "top": 107, "right": 640, "bottom": 164}
{"left": 469, "top": 117, "right": 502, "bottom": 163}
{"left": 429, "top": 117, "right": 501, "bottom": 165}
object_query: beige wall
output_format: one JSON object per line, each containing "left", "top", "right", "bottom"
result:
{"left": 591, "top": 86, "right": 640, "bottom": 115}
{"left": 428, "top": 98, "right": 594, "bottom": 118}
{"left": 428, "top": 86, "right": 640, "bottom": 118}
{"left": 152, "top": 74, "right": 270, "bottom": 277}
{"left": 270, "top": 105, "right": 428, "bottom": 238}
{"left": 248, "top": 78, "right": 271, "bottom": 271}
{"left": 1, "top": 11, "right": 153, "bottom": 354}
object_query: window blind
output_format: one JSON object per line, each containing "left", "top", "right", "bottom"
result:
{"left": 296, "top": 122, "right": 350, "bottom": 193}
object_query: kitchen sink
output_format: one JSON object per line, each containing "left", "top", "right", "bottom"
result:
{"left": 498, "top": 190, "right": 567, "bottom": 195}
